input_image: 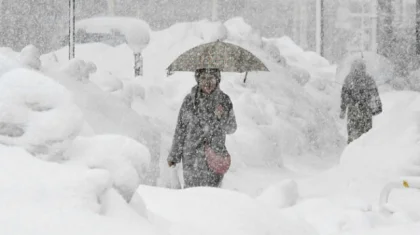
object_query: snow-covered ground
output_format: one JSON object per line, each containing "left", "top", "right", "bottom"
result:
{"left": 0, "top": 17, "right": 419, "bottom": 235}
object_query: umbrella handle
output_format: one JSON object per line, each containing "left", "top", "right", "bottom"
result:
{"left": 243, "top": 71, "right": 249, "bottom": 83}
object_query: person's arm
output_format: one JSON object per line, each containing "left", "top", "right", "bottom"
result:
{"left": 371, "top": 87, "right": 382, "bottom": 116}
{"left": 213, "top": 97, "right": 237, "bottom": 135}
{"left": 340, "top": 79, "right": 350, "bottom": 118}
{"left": 167, "top": 96, "right": 190, "bottom": 165}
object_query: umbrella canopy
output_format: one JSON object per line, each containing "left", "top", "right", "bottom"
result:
{"left": 167, "top": 40, "right": 269, "bottom": 73}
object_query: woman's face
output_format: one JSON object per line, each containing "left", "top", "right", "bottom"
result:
{"left": 199, "top": 73, "right": 217, "bottom": 94}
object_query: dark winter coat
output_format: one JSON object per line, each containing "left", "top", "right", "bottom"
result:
{"left": 168, "top": 85, "right": 237, "bottom": 188}
{"left": 340, "top": 60, "right": 382, "bottom": 144}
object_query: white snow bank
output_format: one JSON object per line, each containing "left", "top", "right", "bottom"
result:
{"left": 18, "top": 44, "right": 41, "bottom": 70}
{"left": 46, "top": 70, "right": 161, "bottom": 185}
{"left": 333, "top": 223, "right": 420, "bottom": 235}
{"left": 0, "top": 52, "right": 21, "bottom": 76}
{"left": 43, "top": 19, "right": 344, "bottom": 177}
{"left": 224, "top": 17, "right": 262, "bottom": 47}
{"left": 299, "top": 91, "right": 420, "bottom": 213}
{"left": 0, "top": 68, "right": 83, "bottom": 158}
{"left": 264, "top": 36, "right": 332, "bottom": 81}
{"left": 65, "top": 135, "right": 151, "bottom": 201}
{"left": 196, "top": 20, "right": 228, "bottom": 42}
{"left": 1, "top": 45, "right": 42, "bottom": 71}
{"left": 60, "top": 58, "right": 97, "bottom": 82}
{"left": 0, "top": 144, "right": 163, "bottom": 235}
{"left": 256, "top": 179, "right": 299, "bottom": 209}
{"left": 137, "top": 185, "right": 315, "bottom": 235}
{"left": 43, "top": 43, "right": 134, "bottom": 79}
{"left": 90, "top": 70, "right": 123, "bottom": 92}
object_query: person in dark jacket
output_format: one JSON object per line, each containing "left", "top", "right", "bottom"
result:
{"left": 340, "top": 59, "right": 382, "bottom": 144}
{"left": 167, "top": 68, "right": 237, "bottom": 188}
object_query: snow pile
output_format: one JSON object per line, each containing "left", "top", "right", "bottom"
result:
{"left": 195, "top": 20, "right": 228, "bottom": 42}
{"left": 47, "top": 71, "right": 161, "bottom": 154}
{"left": 256, "top": 179, "right": 299, "bottom": 209}
{"left": 224, "top": 17, "right": 263, "bottom": 47}
{"left": 18, "top": 44, "right": 42, "bottom": 70}
{"left": 0, "top": 68, "right": 84, "bottom": 159}
{"left": 0, "top": 144, "right": 163, "bottom": 235}
{"left": 42, "top": 43, "right": 135, "bottom": 80}
{"left": 42, "top": 18, "right": 344, "bottom": 178}
{"left": 225, "top": 72, "right": 343, "bottom": 166}
{"left": 1, "top": 45, "right": 42, "bottom": 71}
{"left": 137, "top": 185, "right": 315, "bottom": 235}
{"left": 65, "top": 135, "right": 151, "bottom": 201}
{"left": 0, "top": 52, "right": 21, "bottom": 76}
{"left": 144, "top": 20, "right": 344, "bottom": 166}
{"left": 60, "top": 58, "right": 97, "bottom": 82}
{"left": 294, "top": 91, "right": 420, "bottom": 231}
{"left": 394, "top": 68, "right": 420, "bottom": 92}
{"left": 90, "top": 70, "right": 123, "bottom": 92}
{"left": 334, "top": 223, "right": 420, "bottom": 235}
{"left": 336, "top": 91, "right": 420, "bottom": 201}
{"left": 76, "top": 17, "right": 151, "bottom": 53}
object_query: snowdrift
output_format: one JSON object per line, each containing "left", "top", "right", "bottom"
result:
{"left": 1, "top": 16, "right": 420, "bottom": 235}
{"left": 0, "top": 144, "right": 163, "bottom": 235}
{"left": 0, "top": 68, "right": 83, "bottom": 159}
{"left": 42, "top": 18, "right": 345, "bottom": 176}
{"left": 137, "top": 185, "right": 315, "bottom": 235}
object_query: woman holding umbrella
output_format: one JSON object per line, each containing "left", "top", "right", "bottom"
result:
{"left": 167, "top": 68, "right": 237, "bottom": 188}
{"left": 166, "top": 40, "right": 268, "bottom": 188}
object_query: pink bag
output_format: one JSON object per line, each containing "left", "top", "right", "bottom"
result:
{"left": 205, "top": 145, "right": 231, "bottom": 175}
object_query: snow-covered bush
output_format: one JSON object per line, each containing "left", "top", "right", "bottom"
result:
{"left": 289, "top": 66, "right": 311, "bottom": 86}
{"left": 0, "top": 68, "right": 83, "bottom": 159}
{"left": 137, "top": 185, "right": 315, "bottom": 235}
{"left": 0, "top": 53, "right": 21, "bottom": 77}
{"left": 0, "top": 144, "right": 161, "bottom": 235}
{"left": 224, "top": 17, "right": 263, "bottom": 47}
{"left": 123, "top": 19, "right": 151, "bottom": 54}
{"left": 18, "top": 44, "right": 41, "bottom": 70}
{"left": 60, "top": 59, "right": 97, "bottom": 82}
{"left": 65, "top": 135, "right": 151, "bottom": 202}
{"left": 194, "top": 20, "right": 228, "bottom": 42}
{"left": 256, "top": 179, "right": 299, "bottom": 209}
{"left": 90, "top": 70, "right": 123, "bottom": 92}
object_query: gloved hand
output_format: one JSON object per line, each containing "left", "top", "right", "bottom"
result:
{"left": 215, "top": 104, "right": 224, "bottom": 119}
{"left": 168, "top": 160, "right": 177, "bottom": 167}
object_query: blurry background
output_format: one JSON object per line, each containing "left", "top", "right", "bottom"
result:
{"left": 0, "top": 0, "right": 418, "bottom": 75}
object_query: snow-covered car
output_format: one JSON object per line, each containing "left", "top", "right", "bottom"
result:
{"left": 53, "top": 16, "right": 150, "bottom": 51}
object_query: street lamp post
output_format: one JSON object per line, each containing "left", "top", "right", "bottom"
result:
{"left": 417, "top": 0, "right": 420, "bottom": 54}
{"left": 69, "top": 0, "right": 75, "bottom": 60}
{"left": 316, "top": 0, "right": 324, "bottom": 56}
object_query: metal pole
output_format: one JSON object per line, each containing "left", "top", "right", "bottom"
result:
{"left": 316, "top": 0, "right": 324, "bottom": 56}
{"left": 360, "top": 2, "right": 365, "bottom": 51}
{"left": 293, "top": 1, "right": 300, "bottom": 44}
{"left": 417, "top": 0, "right": 420, "bottom": 54}
{"left": 300, "top": 0, "right": 308, "bottom": 49}
{"left": 371, "top": 0, "right": 378, "bottom": 53}
{"left": 69, "top": 0, "right": 75, "bottom": 60}
{"left": 212, "top": 0, "right": 218, "bottom": 21}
